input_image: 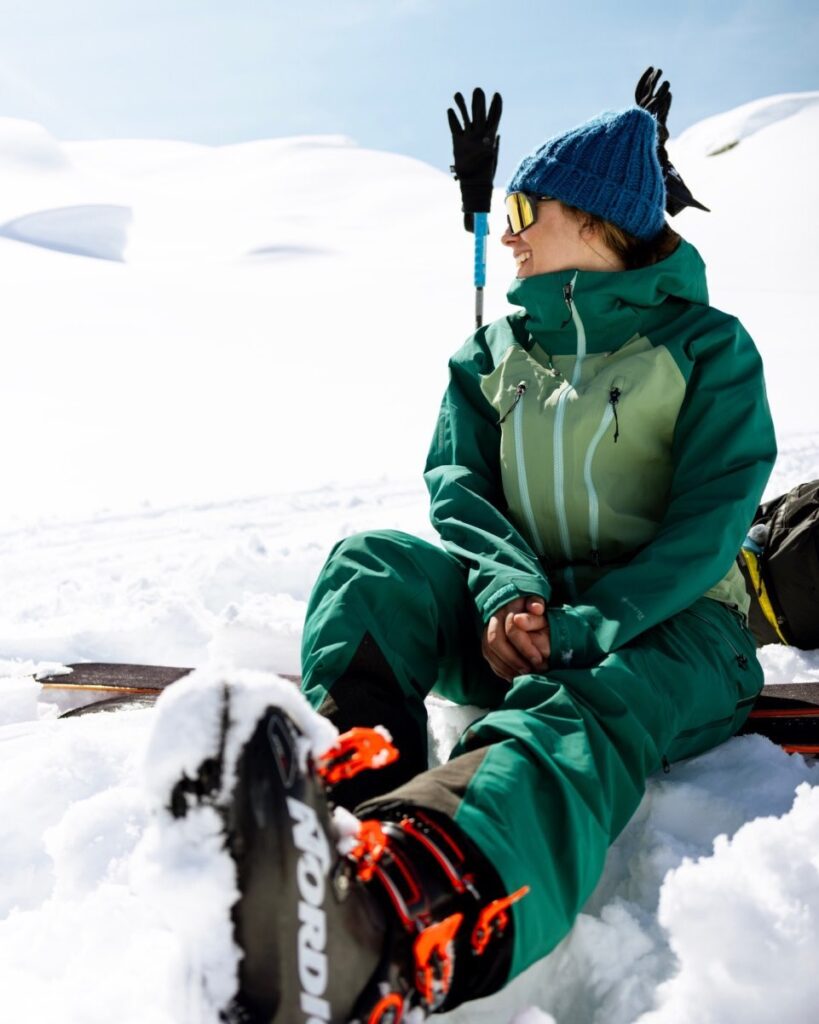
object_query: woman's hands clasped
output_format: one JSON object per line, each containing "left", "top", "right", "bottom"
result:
{"left": 482, "top": 595, "right": 551, "bottom": 682}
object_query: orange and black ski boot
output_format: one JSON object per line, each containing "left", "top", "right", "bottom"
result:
{"left": 343, "top": 806, "right": 528, "bottom": 1022}
{"left": 168, "top": 690, "right": 525, "bottom": 1023}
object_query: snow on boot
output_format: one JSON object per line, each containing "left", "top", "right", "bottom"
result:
{"left": 145, "top": 668, "right": 388, "bottom": 1022}
{"left": 145, "top": 668, "right": 527, "bottom": 1023}
{"left": 219, "top": 709, "right": 395, "bottom": 1021}
{"left": 140, "top": 669, "right": 330, "bottom": 1020}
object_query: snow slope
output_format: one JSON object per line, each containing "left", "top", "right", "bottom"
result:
{"left": 1, "top": 93, "right": 819, "bottom": 1023}
{"left": 0, "top": 123, "right": 478, "bottom": 526}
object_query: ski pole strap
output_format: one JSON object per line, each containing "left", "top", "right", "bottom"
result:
{"left": 474, "top": 211, "right": 488, "bottom": 328}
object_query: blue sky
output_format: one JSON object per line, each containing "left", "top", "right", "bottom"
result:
{"left": 0, "top": 0, "right": 816, "bottom": 182}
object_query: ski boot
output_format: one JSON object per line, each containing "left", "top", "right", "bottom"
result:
{"left": 341, "top": 805, "right": 528, "bottom": 1022}
{"left": 163, "top": 676, "right": 527, "bottom": 1023}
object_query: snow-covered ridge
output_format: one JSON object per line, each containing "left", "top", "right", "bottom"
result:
{"left": 674, "top": 90, "right": 819, "bottom": 156}
{"left": 0, "top": 204, "right": 132, "bottom": 261}
{"left": 0, "top": 116, "right": 70, "bottom": 170}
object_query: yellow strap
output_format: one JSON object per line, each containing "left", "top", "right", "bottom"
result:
{"left": 740, "top": 548, "right": 789, "bottom": 644}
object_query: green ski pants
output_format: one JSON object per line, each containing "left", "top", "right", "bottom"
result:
{"left": 300, "top": 529, "right": 763, "bottom": 982}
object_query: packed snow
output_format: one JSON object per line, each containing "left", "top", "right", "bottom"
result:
{"left": 1, "top": 93, "right": 818, "bottom": 1023}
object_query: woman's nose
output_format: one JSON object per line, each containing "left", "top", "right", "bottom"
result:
{"left": 501, "top": 225, "right": 516, "bottom": 246}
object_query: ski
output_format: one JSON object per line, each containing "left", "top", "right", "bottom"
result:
{"left": 36, "top": 662, "right": 300, "bottom": 717}
{"left": 38, "top": 662, "right": 195, "bottom": 693}
{"left": 60, "top": 694, "right": 161, "bottom": 717}
{"left": 739, "top": 682, "right": 819, "bottom": 754}
{"left": 35, "top": 662, "right": 819, "bottom": 756}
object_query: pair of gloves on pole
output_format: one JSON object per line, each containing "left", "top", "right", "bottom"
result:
{"left": 448, "top": 66, "right": 709, "bottom": 232}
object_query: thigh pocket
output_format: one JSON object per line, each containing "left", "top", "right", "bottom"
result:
{"left": 666, "top": 600, "right": 763, "bottom": 761}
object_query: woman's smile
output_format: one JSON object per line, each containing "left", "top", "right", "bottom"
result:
{"left": 502, "top": 197, "right": 625, "bottom": 276}
{"left": 514, "top": 251, "right": 532, "bottom": 272}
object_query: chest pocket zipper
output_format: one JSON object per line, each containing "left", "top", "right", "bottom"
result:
{"left": 498, "top": 381, "right": 544, "bottom": 556}
{"left": 585, "top": 377, "right": 625, "bottom": 563}
{"left": 609, "top": 385, "right": 621, "bottom": 443}
{"left": 499, "top": 381, "right": 527, "bottom": 425}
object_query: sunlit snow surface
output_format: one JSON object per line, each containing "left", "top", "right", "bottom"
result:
{"left": 2, "top": 95, "right": 819, "bottom": 1022}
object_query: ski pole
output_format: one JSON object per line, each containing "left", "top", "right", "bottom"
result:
{"left": 447, "top": 88, "right": 502, "bottom": 330}
{"left": 473, "top": 211, "right": 488, "bottom": 328}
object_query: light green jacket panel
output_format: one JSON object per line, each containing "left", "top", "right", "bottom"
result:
{"left": 424, "top": 240, "right": 777, "bottom": 660}
{"left": 478, "top": 333, "right": 686, "bottom": 583}
{"left": 424, "top": 319, "right": 552, "bottom": 620}
{"left": 547, "top": 308, "right": 776, "bottom": 666}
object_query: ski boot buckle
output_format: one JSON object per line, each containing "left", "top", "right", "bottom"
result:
{"left": 471, "top": 885, "right": 530, "bottom": 955}
{"left": 316, "top": 726, "right": 399, "bottom": 786}
{"left": 413, "top": 912, "right": 464, "bottom": 1009}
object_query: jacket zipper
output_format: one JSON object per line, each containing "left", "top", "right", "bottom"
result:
{"left": 609, "top": 386, "right": 621, "bottom": 442}
{"left": 583, "top": 404, "right": 615, "bottom": 562}
{"left": 584, "top": 383, "right": 624, "bottom": 561}
{"left": 553, "top": 275, "right": 584, "bottom": 600}
{"left": 499, "top": 381, "right": 527, "bottom": 425}
{"left": 510, "top": 384, "right": 544, "bottom": 556}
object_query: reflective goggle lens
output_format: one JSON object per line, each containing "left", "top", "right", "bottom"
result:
{"left": 505, "top": 192, "right": 538, "bottom": 234}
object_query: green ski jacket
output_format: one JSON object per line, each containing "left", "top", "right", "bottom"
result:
{"left": 424, "top": 238, "right": 777, "bottom": 669}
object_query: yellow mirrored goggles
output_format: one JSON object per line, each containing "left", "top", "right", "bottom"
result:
{"left": 505, "top": 192, "right": 556, "bottom": 234}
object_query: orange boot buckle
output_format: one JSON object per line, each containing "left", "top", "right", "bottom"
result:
{"left": 366, "top": 991, "right": 404, "bottom": 1024}
{"left": 347, "top": 819, "right": 390, "bottom": 882}
{"left": 413, "top": 912, "right": 463, "bottom": 1009}
{"left": 316, "top": 726, "right": 399, "bottom": 786}
{"left": 471, "top": 885, "right": 530, "bottom": 956}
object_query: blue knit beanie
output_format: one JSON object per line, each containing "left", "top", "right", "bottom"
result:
{"left": 506, "top": 106, "right": 666, "bottom": 241}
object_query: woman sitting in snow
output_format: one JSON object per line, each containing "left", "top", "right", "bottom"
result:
{"left": 175, "top": 100, "right": 776, "bottom": 1022}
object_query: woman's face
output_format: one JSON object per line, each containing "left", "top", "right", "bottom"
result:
{"left": 501, "top": 198, "right": 621, "bottom": 277}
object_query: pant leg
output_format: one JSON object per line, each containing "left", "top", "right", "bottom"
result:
{"left": 300, "top": 529, "right": 505, "bottom": 806}
{"left": 358, "top": 596, "right": 763, "bottom": 983}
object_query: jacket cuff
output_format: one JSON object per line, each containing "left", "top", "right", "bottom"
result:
{"left": 547, "top": 606, "right": 605, "bottom": 668}
{"left": 478, "top": 576, "right": 551, "bottom": 624}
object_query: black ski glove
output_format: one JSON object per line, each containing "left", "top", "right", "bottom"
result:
{"left": 448, "top": 88, "right": 502, "bottom": 232}
{"left": 635, "top": 65, "right": 672, "bottom": 146}
{"left": 635, "top": 66, "right": 710, "bottom": 217}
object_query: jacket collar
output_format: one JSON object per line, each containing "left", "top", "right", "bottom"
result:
{"left": 505, "top": 238, "right": 709, "bottom": 355}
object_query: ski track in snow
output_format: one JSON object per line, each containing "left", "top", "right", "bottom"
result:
{"left": 2, "top": 95, "right": 819, "bottom": 1022}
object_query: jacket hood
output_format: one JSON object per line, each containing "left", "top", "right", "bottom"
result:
{"left": 506, "top": 237, "right": 709, "bottom": 355}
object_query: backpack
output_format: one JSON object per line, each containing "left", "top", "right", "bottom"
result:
{"left": 738, "top": 480, "right": 819, "bottom": 649}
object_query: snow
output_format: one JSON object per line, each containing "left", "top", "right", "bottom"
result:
{"left": 1, "top": 93, "right": 819, "bottom": 1022}
{"left": 639, "top": 782, "right": 819, "bottom": 1024}
{"left": 671, "top": 92, "right": 819, "bottom": 158}
{"left": 668, "top": 94, "right": 819, "bottom": 441}
{"left": 0, "top": 203, "right": 132, "bottom": 261}
{"left": 138, "top": 669, "right": 338, "bottom": 1023}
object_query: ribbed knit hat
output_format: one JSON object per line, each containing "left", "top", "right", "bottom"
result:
{"left": 506, "top": 106, "right": 667, "bottom": 240}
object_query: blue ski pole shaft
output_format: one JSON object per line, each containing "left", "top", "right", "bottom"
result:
{"left": 473, "top": 212, "right": 488, "bottom": 329}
